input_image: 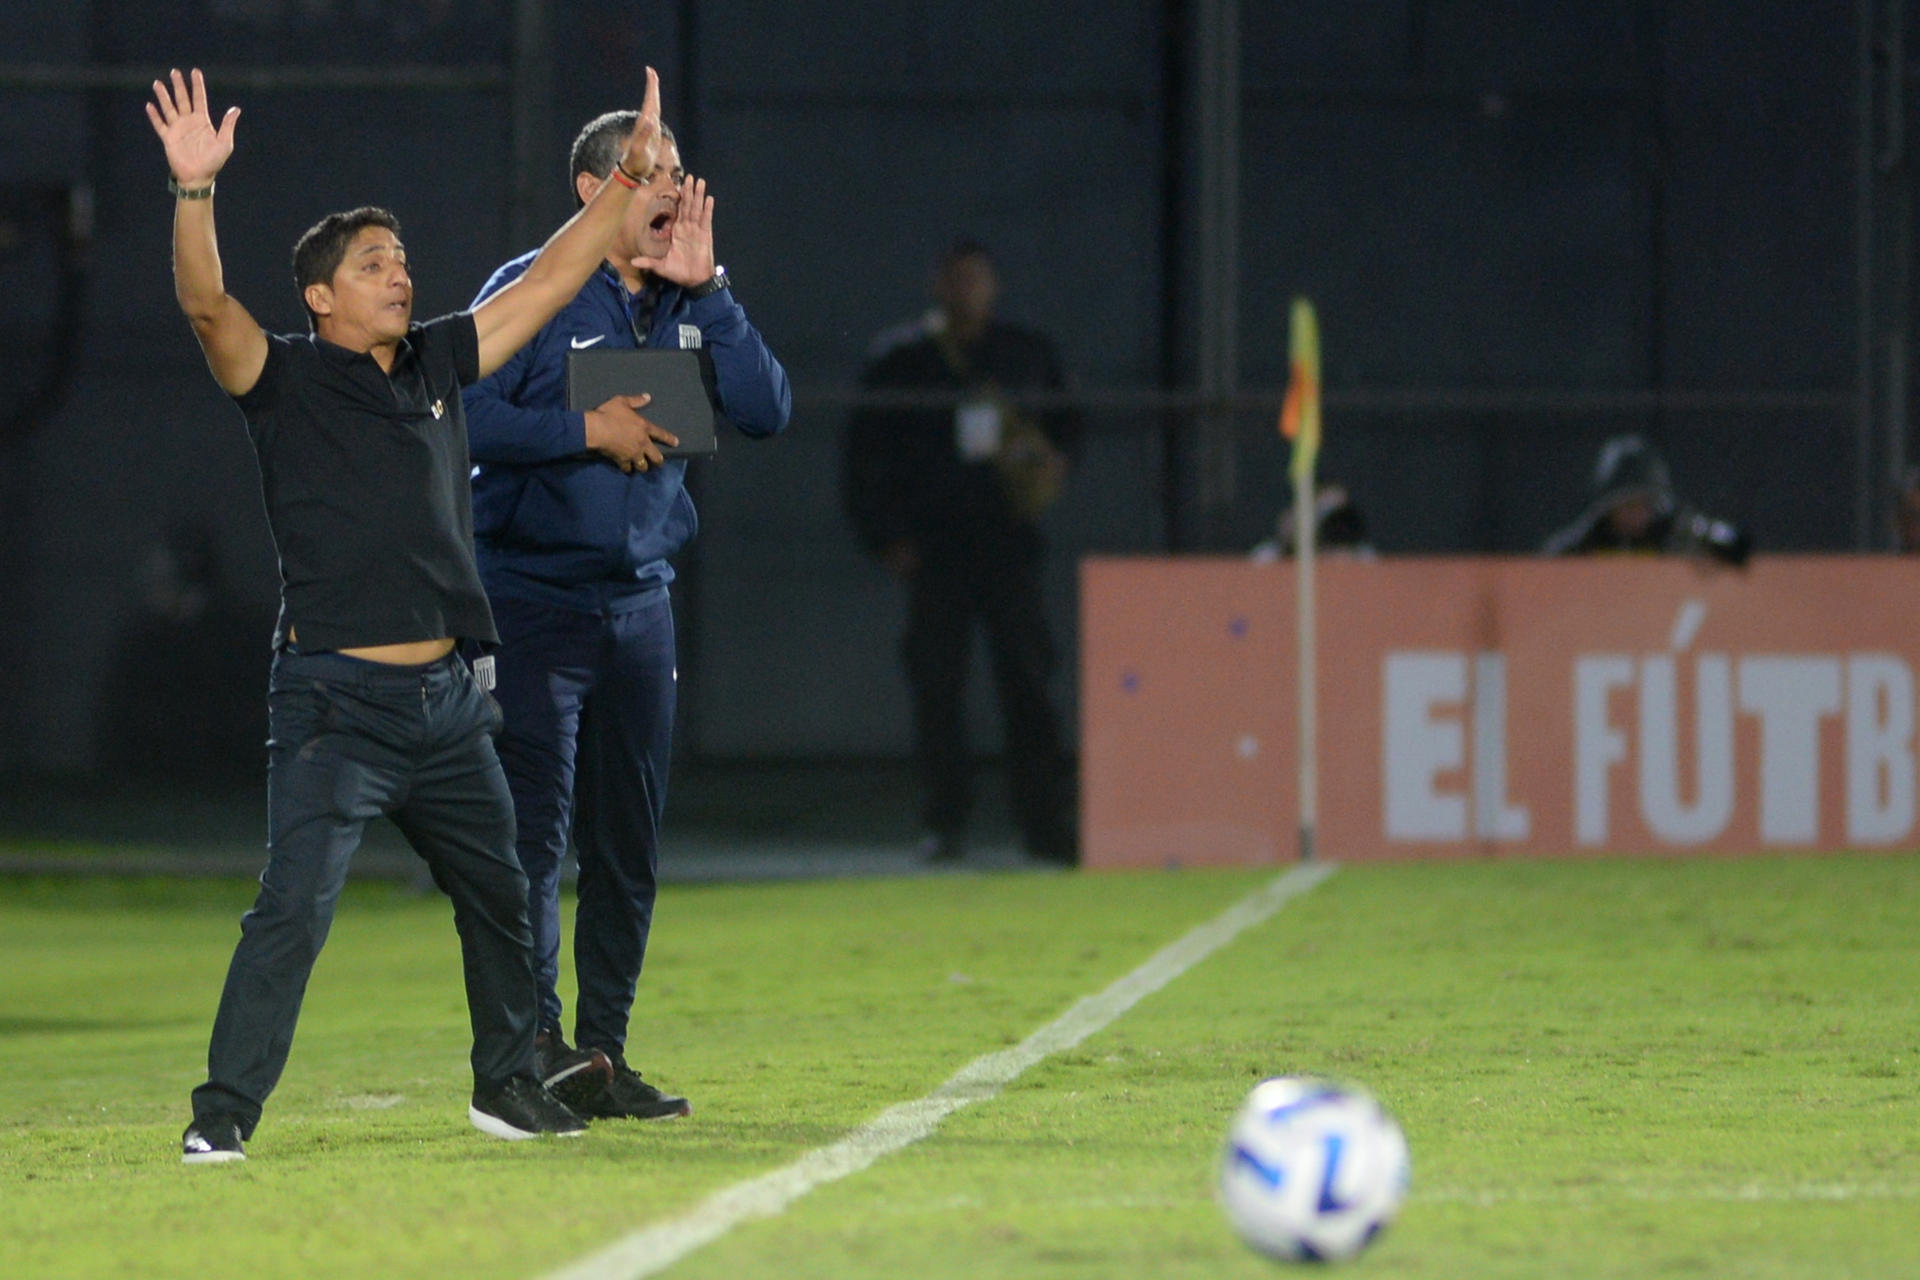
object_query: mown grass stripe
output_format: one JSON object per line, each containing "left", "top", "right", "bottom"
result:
{"left": 1417, "top": 1181, "right": 1920, "bottom": 1205}
{"left": 541, "top": 861, "right": 1337, "bottom": 1280}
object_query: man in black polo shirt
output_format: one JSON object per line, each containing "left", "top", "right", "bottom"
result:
{"left": 147, "top": 66, "right": 667, "bottom": 1163}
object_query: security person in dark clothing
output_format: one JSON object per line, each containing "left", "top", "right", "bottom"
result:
{"left": 844, "top": 240, "right": 1080, "bottom": 865}
{"left": 148, "top": 65, "right": 667, "bottom": 1163}
{"left": 1543, "top": 434, "right": 1751, "bottom": 565}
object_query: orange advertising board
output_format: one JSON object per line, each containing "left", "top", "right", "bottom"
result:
{"left": 1081, "top": 556, "right": 1920, "bottom": 866}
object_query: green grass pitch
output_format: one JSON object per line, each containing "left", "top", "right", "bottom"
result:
{"left": 1, "top": 853, "right": 1916, "bottom": 1278}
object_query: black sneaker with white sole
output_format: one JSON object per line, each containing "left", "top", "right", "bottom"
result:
{"left": 181, "top": 1115, "right": 247, "bottom": 1164}
{"left": 535, "top": 1027, "right": 613, "bottom": 1095}
{"left": 469, "top": 1074, "right": 588, "bottom": 1140}
{"left": 567, "top": 1051, "right": 692, "bottom": 1121}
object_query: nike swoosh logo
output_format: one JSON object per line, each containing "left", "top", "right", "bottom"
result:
{"left": 569, "top": 334, "right": 607, "bottom": 349}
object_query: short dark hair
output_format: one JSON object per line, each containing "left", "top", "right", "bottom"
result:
{"left": 292, "top": 206, "right": 402, "bottom": 328}
{"left": 568, "top": 110, "right": 678, "bottom": 206}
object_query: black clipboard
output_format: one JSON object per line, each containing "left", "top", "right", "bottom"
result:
{"left": 565, "top": 348, "right": 719, "bottom": 456}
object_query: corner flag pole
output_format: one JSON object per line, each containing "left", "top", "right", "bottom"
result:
{"left": 1279, "top": 299, "right": 1321, "bottom": 863}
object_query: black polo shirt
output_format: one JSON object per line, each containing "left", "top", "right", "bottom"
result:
{"left": 233, "top": 312, "right": 499, "bottom": 651}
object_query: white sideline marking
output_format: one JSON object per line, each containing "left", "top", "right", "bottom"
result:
{"left": 541, "top": 861, "right": 1337, "bottom": 1280}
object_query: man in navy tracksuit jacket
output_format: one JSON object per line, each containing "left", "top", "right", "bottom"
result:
{"left": 463, "top": 110, "right": 790, "bottom": 1119}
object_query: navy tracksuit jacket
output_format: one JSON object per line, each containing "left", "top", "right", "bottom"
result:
{"left": 466, "top": 257, "right": 790, "bottom": 602}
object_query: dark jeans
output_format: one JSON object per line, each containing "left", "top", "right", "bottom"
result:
{"left": 489, "top": 592, "right": 675, "bottom": 1056}
{"left": 904, "top": 551, "right": 1071, "bottom": 848}
{"left": 191, "top": 648, "right": 535, "bottom": 1136}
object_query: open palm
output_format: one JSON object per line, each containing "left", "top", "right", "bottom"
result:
{"left": 145, "top": 68, "right": 239, "bottom": 185}
{"left": 638, "top": 175, "right": 716, "bottom": 287}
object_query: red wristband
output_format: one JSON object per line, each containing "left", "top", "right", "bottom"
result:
{"left": 610, "top": 166, "right": 641, "bottom": 190}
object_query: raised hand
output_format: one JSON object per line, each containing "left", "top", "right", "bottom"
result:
{"left": 146, "top": 68, "right": 239, "bottom": 185}
{"left": 616, "top": 68, "right": 664, "bottom": 190}
{"left": 635, "top": 175, "right": 716, "bottom": 285}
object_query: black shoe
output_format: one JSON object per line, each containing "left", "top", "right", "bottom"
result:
{"left": 469, "top": 1074, "right": 588, "bottom": 1140}
{"left": 535, "top": 1027, "right": 614, "bottom": 1095}
{"left": 181, "top": 1115, "right": 246, "bottom": 1164}
{"left": 570, "top": 1051, "right": 692, "bottom": 1120}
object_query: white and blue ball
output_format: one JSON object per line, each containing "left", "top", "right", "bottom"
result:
{"left": 1218, "top": 1076, "right": 1410, "bottom": 1263}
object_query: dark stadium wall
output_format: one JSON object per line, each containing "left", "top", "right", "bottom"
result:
{"left": 0, "top": 1, "right": 1887, "bottom": 770}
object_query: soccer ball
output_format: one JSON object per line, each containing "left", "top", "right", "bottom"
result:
{"left": 1217, "top": 1076, "right": 1410, "bottom": 1263}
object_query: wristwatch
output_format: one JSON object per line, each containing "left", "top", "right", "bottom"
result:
{"left": 687, "top": 266, "right": 729, "bottom": 299}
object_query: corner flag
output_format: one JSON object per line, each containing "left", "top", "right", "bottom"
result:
{"left": 1279, "top": 298, "right": 1321, "bottom": 485}
{"left": 1278, "top": 296, "right": 1320, "bottom": 863}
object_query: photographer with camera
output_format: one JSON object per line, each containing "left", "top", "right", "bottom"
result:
{"left": 843, "top": 238, "right": 1081, "bottom": 866}
{"left": 1542, "top": 434, "right": 1750, "bottom": 566}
